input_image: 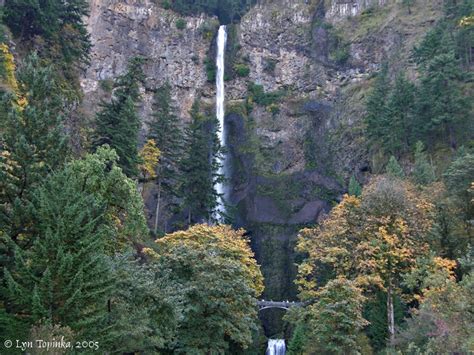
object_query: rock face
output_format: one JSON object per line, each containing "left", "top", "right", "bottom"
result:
{"left": 326, "top": 0, "right": 391, "bottom": 20}
{"left": 82, "top": 0, "right": 215, "bottom": 125}
{"left": 82, "top": 0, "right": 443, "bottom": 333}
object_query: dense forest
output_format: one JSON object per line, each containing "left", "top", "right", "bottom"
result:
{"left": 0, "top": 0, "right": 473, "bottom": 354}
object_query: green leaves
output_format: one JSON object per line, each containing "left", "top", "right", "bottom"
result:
{"left": 146, "top": 224, "right": 264, "bottom": 353}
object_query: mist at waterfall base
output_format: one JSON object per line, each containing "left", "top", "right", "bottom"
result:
{"left": 215, "top": 25, "right": 227, "bottom": 222}
{"left": 266, "top": 339, "right": 286, "bottom": 355}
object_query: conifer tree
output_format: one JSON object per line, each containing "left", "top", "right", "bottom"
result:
{"left": 179, "top": 100, "right": 222, "bottom": 225}
{"left": 365, "top": 63, "right": 390, "bottom": 151}
{"left": 92, "top": 57, "right": 145, "bottom": 177}
{"left": 416, "top": 51, "right": 469, "bottom": 149}
{"left": 385, "top": 73, "right": 416, "bottom": 153}
{"left": 148, "top": 83, "right": 184, "bottom": 233}
{"left": 385, "top": 156, "right": 405, "bottom": 179}
{"left": 0, "top": 53, "right": 69, "bottom": 242}
{"left": 413, "top": 141, "right": 435, "bottom": 185}
{"left": 4, "top": 0, "right": 91, "bottom": 66}
{"left": 3, "top": 163, "right": 115, "bottom": 342}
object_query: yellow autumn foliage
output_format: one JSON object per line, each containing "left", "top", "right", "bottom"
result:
{"left": 296, "top": 176, "right": 436, "bottom": 300}
{"left": 148, "top": 224, "right": 264, "bottom": 296}
{"left": 459, "top": 14, "right": 474, "bottom": 27}
{"left": 138, "top": 139, "right": 160, "bottom": 180}
{"left": 0, "top": 44, "right": 26, "bottom": 108}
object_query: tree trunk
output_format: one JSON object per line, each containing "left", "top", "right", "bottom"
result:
{"left": 153, "top": 179, "right": 162, "bottom": 235}
{"left": 387, "top": 283, "right": 395, "bottom": 346}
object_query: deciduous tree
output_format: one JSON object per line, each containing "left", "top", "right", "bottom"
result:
{"left": 144, "top": 224, "right": 264, "bottom": 353}
{"left": 296, "top": 177, "right": 434, "bottom": 344}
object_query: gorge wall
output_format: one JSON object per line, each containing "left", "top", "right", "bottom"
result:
{"left": 82, "top": 0, "right": 443, "bottom": 337}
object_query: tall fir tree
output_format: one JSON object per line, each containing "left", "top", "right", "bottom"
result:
{"left": 179, "top": 100, "right": 222, "bottom": 225}
{"left": 2, "top": 163, "right": 115, "bottom": 343}
{"left": 364, "top": 63, "right": 390, "bottom": 151}
{"left": 0, "top": 53, "right": 69, "bottom": 242}
{"left": 385, "top": 73, "right": 416, "bottom": 154}
{"left": 416, "top": 51, "right": 470, "bottom": 149}
{"left": 92, "top": 57, "right": 145, "bottom": 178}
{"left": 148, "top": 83, "right": 184, "bottom": 233}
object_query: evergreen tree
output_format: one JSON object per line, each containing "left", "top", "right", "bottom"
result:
{"left": 385, "top": 156, "right": 405, "bottom": 178}
{"left": 0, "top": 53, "right": 69, "bottom": 242}
{"left": 287, "top": 322, "right": 308, "bottom": 355}
{"left": 413, "top": 141, "right": 435, "bottom": 185}
{"left": 4, "top": 0, "right": 91, "bottom": 66}
{"left": 402, "top": 0, "right": 415, "bottom": 14}
{"left": 416, "top": 51, "right": 470, "bottom": 149}
{"left": 3, "top": 163, "right": 115, "bottom": 343}
{"left": 348, "top": 175, "right": 362, "bottom": 197}
{"left": 385, "top": 73, "right": 416, "bottom": 154}
{"left": 92, "top": 57, "right": 145, "bottom": 177}
{"left": 148, "top": 83, "right": 184, "bottom": 233}
{"left": 443, "top": 153, "right": 474, "bottom": 241}
{"left": 179, "top": 100, "right": 222, "bottom": 225}
{"left": 364, "top": 63, "right": 390, "bottom": 151}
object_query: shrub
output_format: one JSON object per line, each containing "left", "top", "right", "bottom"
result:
{"left": 175, "top": 18, "right": 186, "bottom": 30}
{"left": 233, "top": 63, "right": 250, "bottom": 77}
{"left": 161, "top": 0, "right": 171, "bottom": 9}
{"left": 267, "top": 103, "right": 280, "bottom": 115}
{"left": 204, "top": 58, "right": 216, "bottom": 82}
{"left": 248, "top": 83, "right": 282, "bottom": 106}
{"left": 99, "top": 78, "right": 113, "bottom": 92}
{"left": 264, "top": 58, "right": 277, "bottom": 73}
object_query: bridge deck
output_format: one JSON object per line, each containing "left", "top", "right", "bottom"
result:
{"left": 257, "top": 300, "right": 304, "bottom": 310}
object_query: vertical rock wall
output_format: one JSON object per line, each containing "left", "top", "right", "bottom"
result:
{"left": 82, "top": 0, "right": 215, "bottom": 127}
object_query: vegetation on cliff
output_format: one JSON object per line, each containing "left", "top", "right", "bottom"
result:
{"left": 0, "top": 0, "right": 473, "bottom": 353}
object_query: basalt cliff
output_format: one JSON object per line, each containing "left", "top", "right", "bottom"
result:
{"left": 82, "top": 0, "right": 443, "bottom": 335}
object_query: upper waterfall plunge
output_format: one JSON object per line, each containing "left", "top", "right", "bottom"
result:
{"left": 266, "top": 339, "right": 286, "bottom": 355}
{"left": 215, "top": 25, "right": 227, "bottom": 222}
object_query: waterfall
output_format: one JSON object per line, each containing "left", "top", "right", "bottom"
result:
{"left": 215, "top": 25, "right": 227, "bottom": 222}
{"left": 266, "top": 339, "right": 286, "bottom": 355}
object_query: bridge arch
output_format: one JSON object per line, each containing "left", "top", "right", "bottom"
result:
{"left": 257, "top": 300, "right": 303, "bottom": 312}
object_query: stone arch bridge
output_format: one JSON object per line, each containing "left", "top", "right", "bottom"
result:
{"left": 257, "top": 300, "right": 304, "bottom": 312}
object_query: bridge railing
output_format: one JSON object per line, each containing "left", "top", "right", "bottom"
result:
{"left": 256, "top": 300, "right": 304, "bottom": 310}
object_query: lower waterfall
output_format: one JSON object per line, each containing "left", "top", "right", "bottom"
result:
{"left": 266, "top": 339, "right": 286, "bottom": 355}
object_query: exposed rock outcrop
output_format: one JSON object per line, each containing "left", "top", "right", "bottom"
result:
{"left": 82, "top": 0, "right": 214, "bottom": 124}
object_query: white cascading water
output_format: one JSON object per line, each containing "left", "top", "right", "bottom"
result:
{"left": 266, "top": 339, "right": 286, "bottom": 355}
{"left": 215, "top": 25, "right": 227, "bottom": 222}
